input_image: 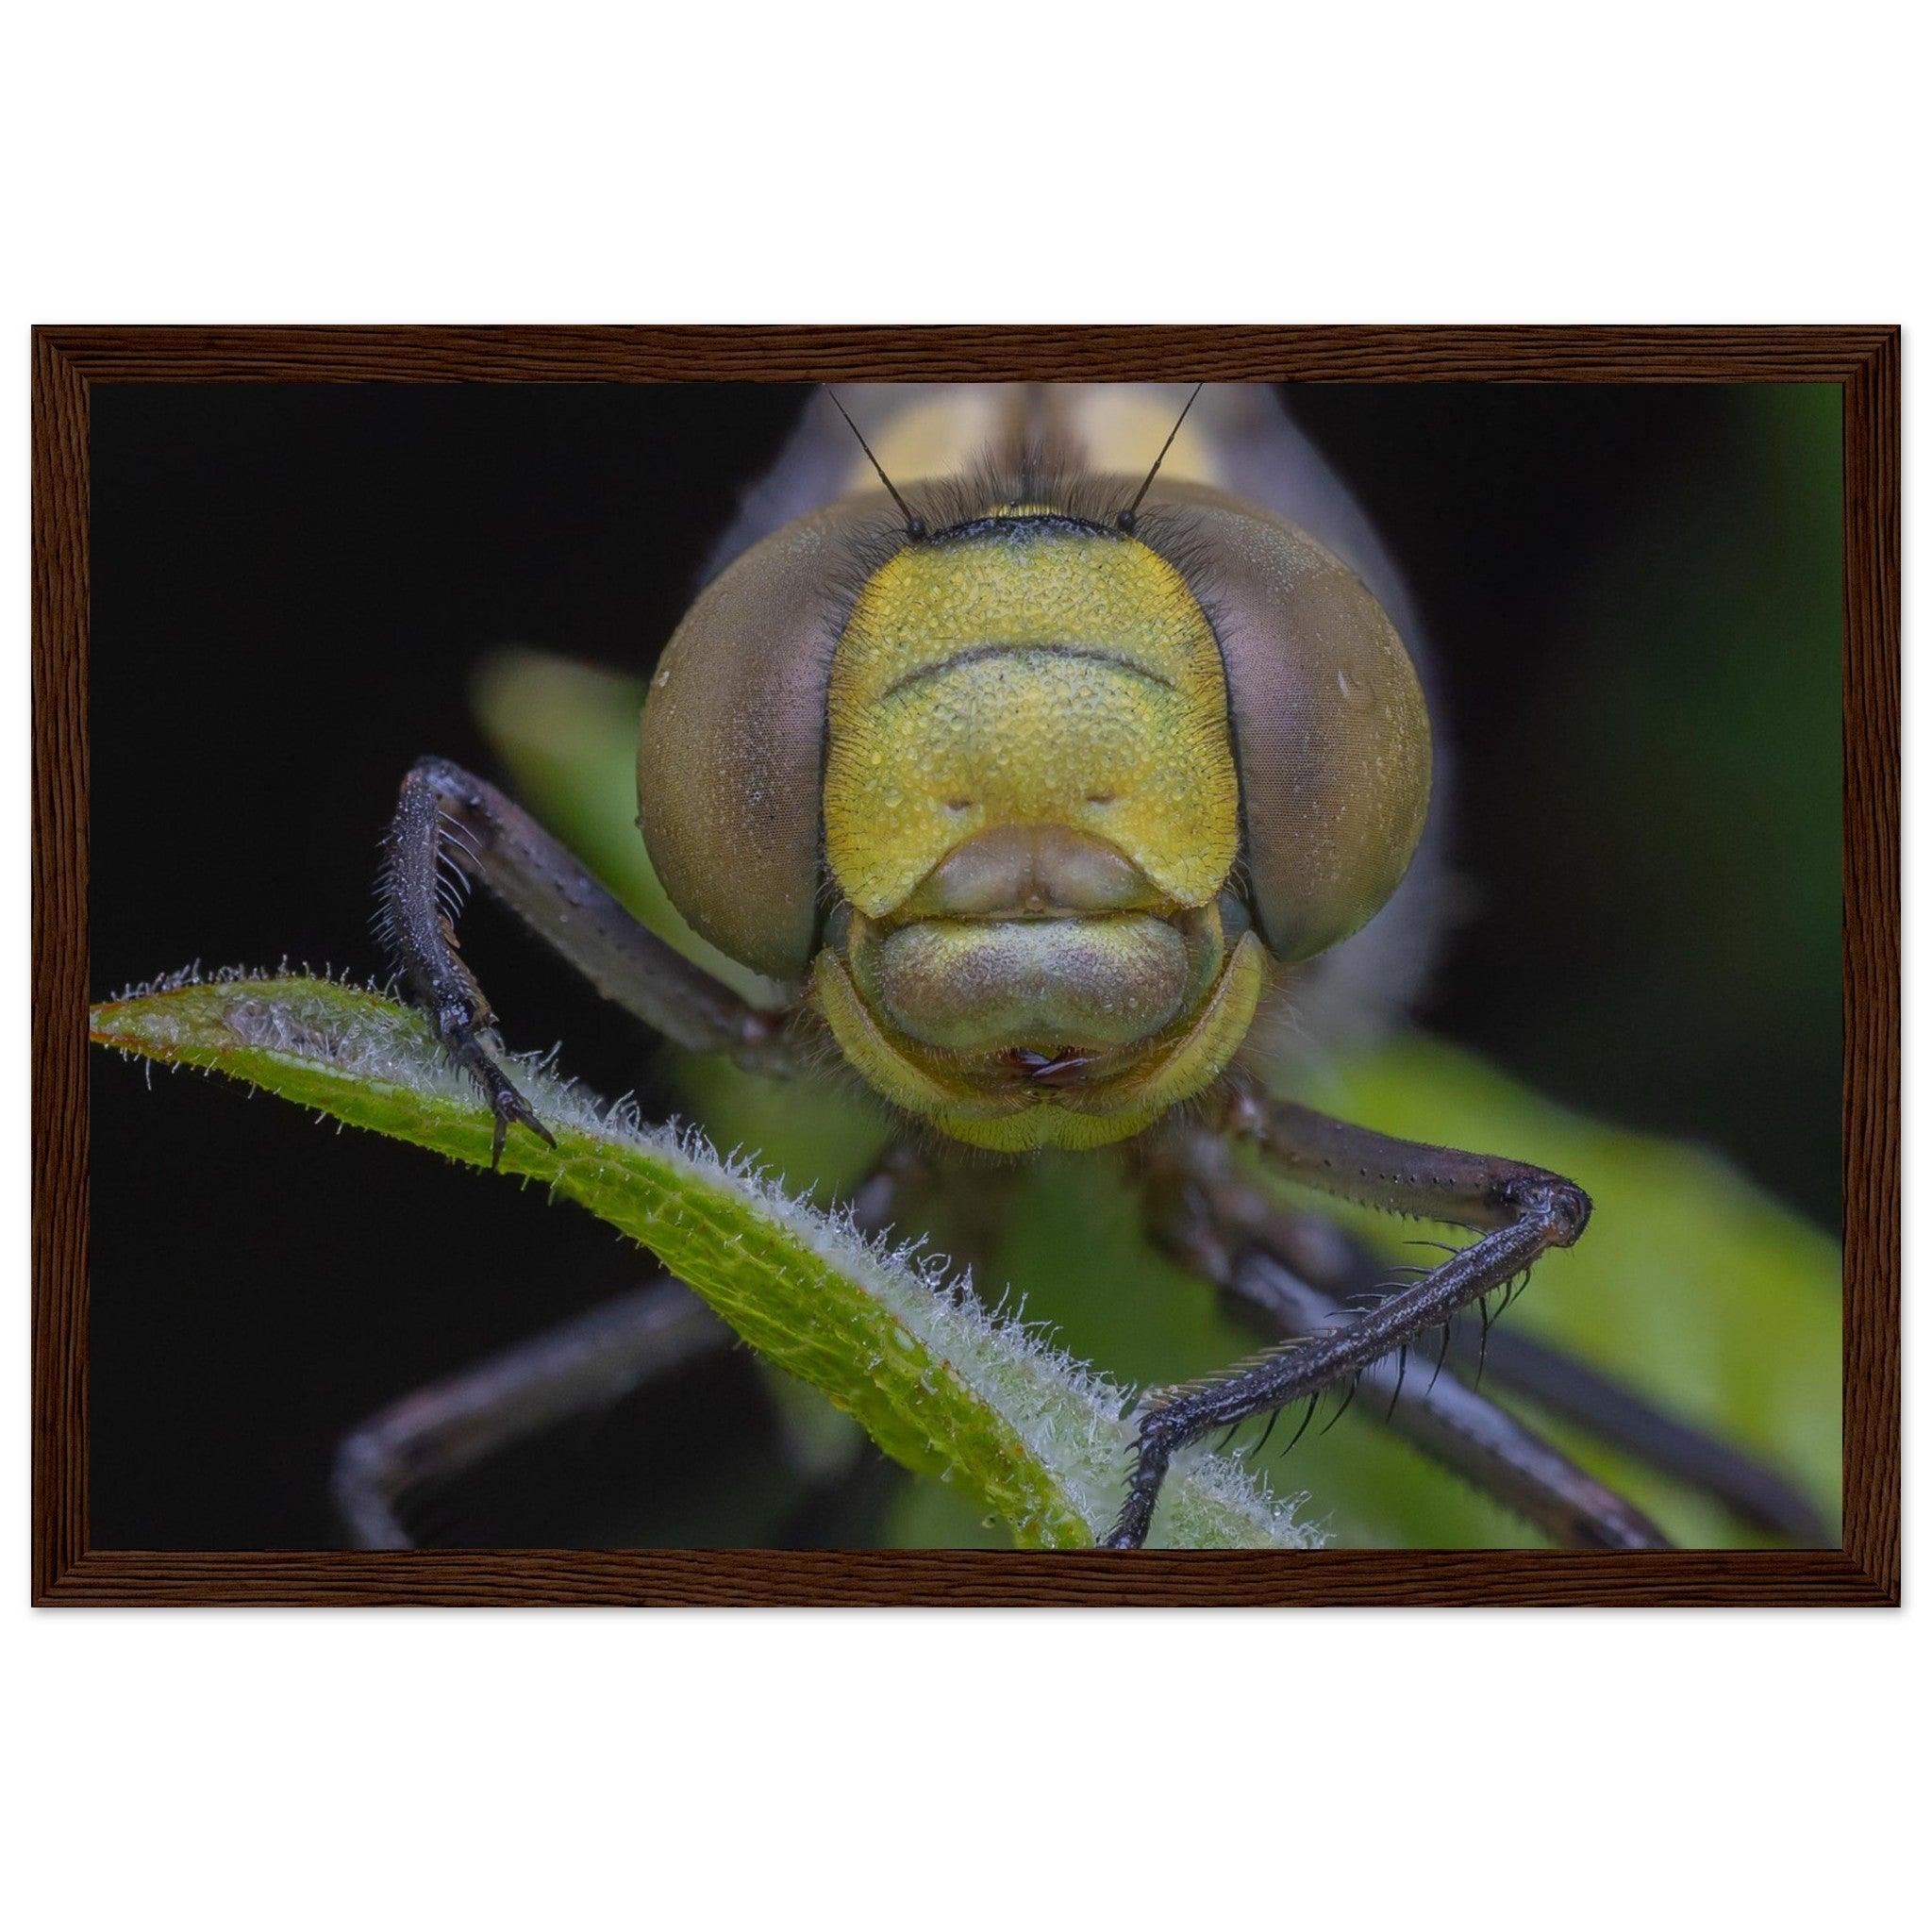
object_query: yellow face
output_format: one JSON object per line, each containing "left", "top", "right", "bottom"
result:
{"left": 814, "top": 510, "right": 1265, "bottom": 1150}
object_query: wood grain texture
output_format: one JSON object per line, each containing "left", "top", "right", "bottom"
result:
{"left": 32, "top": 325, "right": 1901, "bottom": 1607}
{"left": 30, "top": 323, "right": 1898, "bottom": 386}
{"left": 33, "top": 1548, "right": 1895, "bottom": 1608}
{"left": 31, "top": 331, "right": 90, "bottom": 1603}
{"left": 1839, "top": 329, "right": 1902, "bottom": 1602}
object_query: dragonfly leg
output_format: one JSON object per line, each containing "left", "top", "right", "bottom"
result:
{"left": 379, "top": 757, "right": 793, "bottom": 1165}
{"left": 332, "top": 1145, "right": 922, "bottom": 1547}
{"left": 1103, "top": 1092, "right": 1593, "bottom": 1549}
{"left": 1141, "top": 1137, "right": 1669, "bottom": 1549}
{"left": 332, "top": 1276, "right": 725, "bottom": 1548}
{"left": 1452, "top": 1319, "right": 1831, "bottom": 1543}
{"left": 1158, "top": 1117, "right": 1831, "bottom": 1544}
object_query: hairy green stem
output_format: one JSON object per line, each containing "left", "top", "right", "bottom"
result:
{"left": 91, "top": 973, "right": 1317, "bottom": 1551}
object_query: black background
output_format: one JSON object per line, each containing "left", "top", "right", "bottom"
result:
{"left": 88, "top": 383, "right": 1840, "bottom": 1547}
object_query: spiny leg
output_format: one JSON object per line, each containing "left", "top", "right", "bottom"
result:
{"left": 1184, "top": 1124, "right": 1827, "bottom": 1543}
{"left": 1245, "top": 1218, "right": 1827, "bottom": 1544}
{"left": 379, "top": 756, "right": 791, "bottom": 1164}
{"left": 332, "top": 1277, "right": 725, "bottom": 1548}
{"left": 1143, "top": 1141, "right": 1669, "bottom": 1548}
{"left": 1104, "top": 1092, "right": 1594, "bottom": 1550}
{"left": 1234, "top": 1252, "right": 1669, "bottom": 1548}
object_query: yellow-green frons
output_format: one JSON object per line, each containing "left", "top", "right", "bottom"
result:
{"left": 823, "top": 522, "right": 1240, "bottom": 921}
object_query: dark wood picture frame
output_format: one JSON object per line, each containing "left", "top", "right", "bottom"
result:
{"left": 32, "top": 325, "right": 1900, "bottom": 1607}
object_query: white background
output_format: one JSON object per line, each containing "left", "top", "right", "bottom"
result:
{"left": 5, "top": 4, "right": 1922, "bottom": 1926}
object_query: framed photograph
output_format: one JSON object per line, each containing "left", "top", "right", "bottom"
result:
{"left": 33, "top": 325, "right": 1898, "bottom": 1605}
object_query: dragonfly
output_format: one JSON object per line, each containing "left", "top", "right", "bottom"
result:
{"left": 337, "top": 381, "right": 1827, "bottom": 1551}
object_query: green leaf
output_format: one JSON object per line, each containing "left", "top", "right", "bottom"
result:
{"left": 90, "top": 973, "right": 1317, "bottom": 1552}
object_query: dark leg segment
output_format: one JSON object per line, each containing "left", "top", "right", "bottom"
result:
{"left": 332, "top": 1278, "right": 724, "bottom": 1548}
{"left": 1225, "top": 1090, "right": 1593, "bottom": 1233}
{"left": 332, "top": 1144, "right": 927, "bottom": 1548}
{"left": 1471, "top": 1323, "right": 1831, "bottom": 1544}
{"left": 380, "top": 757, "right": 790, "bottom": 1162}
{"left": 1104, "top": 1094, "right": 1593, "bottom": 1549}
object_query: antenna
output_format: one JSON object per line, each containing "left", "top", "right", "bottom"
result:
{"left": 825, "top": 387, "right": 924, "bottom": 538}
{"left": 1117, "top": 383, "right": 1204, "bottom": 532}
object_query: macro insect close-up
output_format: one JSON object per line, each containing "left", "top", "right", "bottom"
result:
{"left": 88, "top": 376, "right": 1842, "bottom": 1553}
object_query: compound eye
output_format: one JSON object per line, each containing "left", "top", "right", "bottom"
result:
{"left": 1141, "top": 493, "right": 1432, "bottom": 962}
{"left": 637, "top": 499, "right": 888, "bottom": 982}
